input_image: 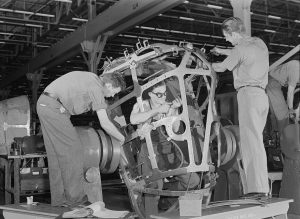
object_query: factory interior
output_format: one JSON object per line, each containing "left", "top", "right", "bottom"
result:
{"left": 0, "top": 0, "right": 299, "bottom": 218}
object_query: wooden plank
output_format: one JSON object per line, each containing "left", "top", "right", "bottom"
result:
{"left": 0, "top": 203, "right": 65, "bottom": 218}
{"left": 150, "top": 198, "right": 292, "bottom": 219}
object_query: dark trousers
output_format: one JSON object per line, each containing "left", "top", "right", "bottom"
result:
{"left": 37, "top": 95, "right": 86, "bottom": 206}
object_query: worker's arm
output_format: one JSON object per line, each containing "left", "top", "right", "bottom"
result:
{"left": 211, "top": 47, "right": 232, "bottom": 56}
{"left": 167, "top": 98, "right": 181, "bottom": 132}
{"left": 96, "top": 109, "right": 125, "bottom": 143}
{"left": 212, "top": 62, "right": 228, "bottom": 72}
{"left": 130, "top": 103, "right": 170, "bottom": 125}
{"left": 212, "top": 47, "right": 240, "bottom": 73}
{"left": 287, "top": 84, "right": 296, "bottom": 110}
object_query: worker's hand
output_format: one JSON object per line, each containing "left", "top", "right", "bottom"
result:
{"left": 119, "top": 136, "right": 125, "bottom": 145}
{"left": 157, "top": 104, "right": 171, "bottom": 114}
{"left": 289, "top": 108, "right": 296, "bottom": 120}
{"left": 171, "top": 98, "right": 182, "bottom": 109}
{"left": 210, "top": 47, "right": 221, "bottom": 56}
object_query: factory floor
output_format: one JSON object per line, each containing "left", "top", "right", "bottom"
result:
{"left": 0, "top": 182, "right": 132, "bottom": 219}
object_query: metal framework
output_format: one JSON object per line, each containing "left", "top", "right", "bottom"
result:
{"left": 103, "top": 41, "right": 240, "bottom": 218}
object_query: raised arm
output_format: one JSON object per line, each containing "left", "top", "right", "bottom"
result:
{"left": 130, "top": 102, "right": 170, "bottom": 125}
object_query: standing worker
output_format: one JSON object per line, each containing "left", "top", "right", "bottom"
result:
{"left": 266, "top": 60, "right": 300, "bottom": 133}
{"left": 36, "top": 71, "right": 126, "bottom": 207}
{"left": 211, "top": 17, "right": 270, "bottom": 197}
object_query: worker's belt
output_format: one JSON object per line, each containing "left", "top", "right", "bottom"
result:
{"left": 237, "top": 85, "right": 265, "bottom": 92}
{"left": 42, "top": 92, "right": 63, "bottom": 105}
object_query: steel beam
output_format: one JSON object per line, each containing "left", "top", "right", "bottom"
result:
{"left": 0, "top": 0, "right": 185, "bottom": 88}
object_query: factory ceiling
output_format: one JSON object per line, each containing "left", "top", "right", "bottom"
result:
{"left": 0, "top": 0, "right": 299, "bottom": 99}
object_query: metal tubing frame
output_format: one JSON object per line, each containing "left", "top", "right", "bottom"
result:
{"left": 105, "top": 42, "right": 218, "bottom": 183}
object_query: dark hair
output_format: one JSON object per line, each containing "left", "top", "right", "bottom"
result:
{"left": 221, "top": 17, "right": 246, "bottom": 35}
{"left": 101, "top": 72, "right": 126, "bottom": 90}
{"left": 142, "top": 78, "right": 166, "bottom": 99}
{"left": 149, "top": 80, "right": 165, "bottom": 92}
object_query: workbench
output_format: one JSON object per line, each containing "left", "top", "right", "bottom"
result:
{"left": 0, "top": 153, "right": 49, "bottom": 204}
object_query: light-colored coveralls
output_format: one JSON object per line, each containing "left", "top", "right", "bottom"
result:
{"left": 36, "top": 71, "right": 107, "bottom": 207}
{"left": 221, "top": 37, "right": 270, "bottom": 194}
{"left": 266, "top": 60, "right": 300, "bottom": 133}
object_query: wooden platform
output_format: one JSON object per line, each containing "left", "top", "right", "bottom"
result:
{"left": 0, "top": 202, "right": 130, "bottom": 219}
{"left": 0, "top": 203, "right": 66, "bottom": 219}
{"left": 0, "top": 198, "right": 293, "bottom": 219}
{"left": 150, "top": 198, "right": 293, "bottom": 219}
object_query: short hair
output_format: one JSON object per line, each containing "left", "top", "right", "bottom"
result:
{"left": 101, "top": 72, "right": 126, "bottom": 90}
{"left": 149, "top": 80, "right": 165, "bottom": 92}
{"left": 221, "top": 17, "right": 246, "bottom": 35}
{"left": 142, "top": 78, "right": 166, "bottom": 99}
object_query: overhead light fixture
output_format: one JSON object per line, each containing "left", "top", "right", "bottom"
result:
{"left": 72, "top": 17, "right": 88, "bottom": 22}
{"left": 207, "top": 4, "right": 223, "bottom": 9}
{"left": 58, "top": 27, "right": 75, "bottom": 31}
{"left": 55, "top": 0, "right": 72, "bottom": 3}
{"left": 121, "top": 44, "right": 133, "bottom": 47}
{"left": 170, "top": 30, "right": 184, "bottom": 34}
{"left": 298, "top": 34, "right": 300, "bottom": 37}
{"left": 139, "top": 26, "right": 155, "bottom": 30}
{"left": 139, "top": 36, "right": 151, "bottom": 40}
{"left": 184, "top": 0, "right": 189, "bottom": 3}
{"left": 295, "top": 20, "right": 300, "bottom": 23}
{"left": 210, "top": 21, "right": 222, "bottom": 25}
{"left": 211, "top": 35, "right": 223, "bottom": 39}
{"left": 36, "top": 44, "right": 50, "bottom": 48}
{"left": 269, "top": 43, "right": 281, "bottom": 46}
{"left": 155, "top": 28, "right": 169, "bottom": 32}
{"left": 0, "top": 32, "right": 30, "bottom": 37}
{"left": 269, "top": 43, "right": 291, "bottom": 47}
{"left": 0, "top": 8, "right": 54, "bottom": 17}
{"left": 25, "top": 23, "right": 43, "bottom": 28}
{"left": 198, "top": 33, "right": 210, "bottom": 37}
{"left": 0, "top": 20, "right": 4, "bottom": 23}
{"left": 152, "top": 37, "right": 164, "bottom": 41}
{"left": 184, "top": 31, "right": 197, "bottom": 36}
{"left": 120, "top": 34, "right": 137, "bottom": 38}
{"left": 0, "top": 32, "right": 13, "bottom": 36}
{"left": 264, "top": 29, "right": 276, "bottom": 33}
{"left": 179, "top": 16, "right": 195, "bottom": 21}
{"left": 268, "top": 15, "right": 281, "bottom": 20}
{"left": 166, "top": 39, "right": 178, "bottom": 43}
{"left": 0, "top": 41, "right": 5, "bottom": 44}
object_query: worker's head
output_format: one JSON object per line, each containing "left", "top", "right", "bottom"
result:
{"left": 221, "top": 17, "right": 246, "bottom": 46}
{"left": 100, "top": 72, "right": 126, "bottom": 97}
{"left": 147, "top": 80, "right": 167, "bottom": 105}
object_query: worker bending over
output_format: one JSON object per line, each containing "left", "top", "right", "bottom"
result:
{"left": 37, "top": 71, "right": 125, "bottom": 207}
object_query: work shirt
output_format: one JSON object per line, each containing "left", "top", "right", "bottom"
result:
{"left": 222, "top": 37, "right": 269, "bottom": 89}
{"left": 269, "top": 60, "right": 300, "bottom": 87}
{"left": 44, "top": 71, "right": 107, "bottom": 115}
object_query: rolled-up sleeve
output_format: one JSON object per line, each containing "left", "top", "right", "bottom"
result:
{"left": 89, "top": 87, "right": 107, "bottom": 111}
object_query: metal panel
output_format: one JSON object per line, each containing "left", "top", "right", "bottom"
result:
{"left": 0, "top": 0, "right": 185, "bottom": 88}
